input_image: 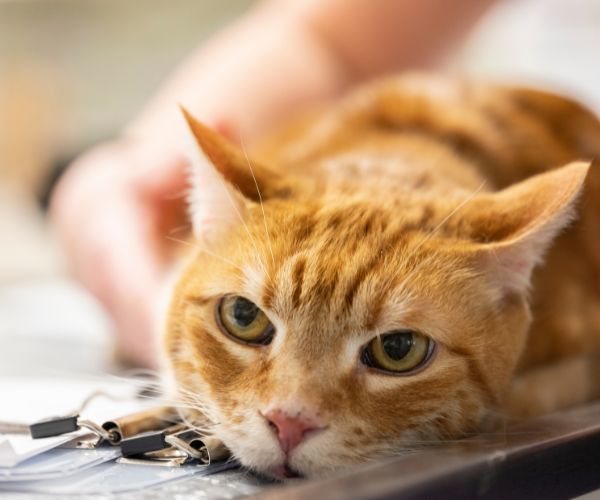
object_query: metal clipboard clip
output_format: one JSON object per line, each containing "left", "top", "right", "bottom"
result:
{"left": 7, "top": 405, "right": 180, "bottom": 450}
{"left": 0, "top": 387, "right": 172, "bottom": 448}
{"left": 118, "top": 425, "right": 229, "bottom": 467}
{"left": 0, "top": 391, "right": 231, "bottom": 467}
{"left": 100, "top": 406, "right": 179, "bottom": 445}
{"left": 27, "top": 415, "right": 113, "bottom": 448}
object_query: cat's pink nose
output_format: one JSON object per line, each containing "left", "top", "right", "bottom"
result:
{"left": 263, "top": 409, "right": 324, "bottom": 454}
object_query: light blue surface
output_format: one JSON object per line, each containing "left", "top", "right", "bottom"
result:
{"left": 0, "top": 460, "right": 239, "bottom": 495}
{"left": 0, "top": 446, "right": 120, "bottom": 482}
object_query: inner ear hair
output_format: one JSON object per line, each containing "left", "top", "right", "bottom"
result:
{"left": 180, "top": 106, "right": 284, "bottom": 201}
{"left": 466, "top": 161, "right": 590, "bottom": 292}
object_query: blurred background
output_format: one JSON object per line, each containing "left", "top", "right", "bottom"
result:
{"left": 1, "top": 0, "right": 599, "bottom": 376}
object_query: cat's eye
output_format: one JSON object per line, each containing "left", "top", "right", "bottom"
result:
{"left": 361, "top": 330, "right": 433, "bottom": 374}
{"left": 216, "top": 295, "right": 274, "bottom": 345}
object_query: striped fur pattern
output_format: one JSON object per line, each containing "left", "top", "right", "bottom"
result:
{"left": 163, "top": 75, "right": 600, "bottom": 478}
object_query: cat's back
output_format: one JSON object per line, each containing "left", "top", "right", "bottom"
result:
{"left": 258, "top": 73, "right": 600, "bottom": 188}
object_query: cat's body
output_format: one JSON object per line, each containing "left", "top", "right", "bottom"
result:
{"left": 164, "top": 75, "right": 600, "bottom": 478}
{"left": 256, "top": 75, "right": 600, "bottom": 416}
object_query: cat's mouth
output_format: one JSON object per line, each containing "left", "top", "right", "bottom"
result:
{"left": 271, "top": 462, "right": 302, "bottom": 479}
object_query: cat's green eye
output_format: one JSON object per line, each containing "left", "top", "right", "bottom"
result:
{"left": 362, "top": 330, "right": 433, "bottom": 374}
{"left": 217, "top": 296, "right": 274, "bottom": 345}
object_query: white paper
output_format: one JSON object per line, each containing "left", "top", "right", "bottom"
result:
{"left": 0, "top": 435, "right": 73, "bottom": 468}
{"left": 0, "top": 376, "right": 150, "bottom": 467}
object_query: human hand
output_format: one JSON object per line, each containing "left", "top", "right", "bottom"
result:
{"left": 50, "top": 138, "right": 189, "bottom": 367}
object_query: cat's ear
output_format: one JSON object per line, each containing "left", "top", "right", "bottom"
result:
{"left": 465, "top": 162, "right": 590, "bottom": 293}
{"left": 180, "top": 107, "right": 281, "bottom": 243}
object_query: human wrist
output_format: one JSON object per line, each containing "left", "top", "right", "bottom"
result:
{"left": 125, "top": 1, "right": 356, "bottom": 146}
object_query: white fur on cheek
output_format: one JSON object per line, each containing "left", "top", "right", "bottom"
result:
{"left": 217, "top": 412, "right": 284, "bottom": 472}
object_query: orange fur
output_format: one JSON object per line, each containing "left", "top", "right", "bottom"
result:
{"left": 163, "top": 74, "right": 600, "bottom": 477}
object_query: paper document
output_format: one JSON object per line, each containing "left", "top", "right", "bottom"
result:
{"left": 0, "top": 377, "right": 149, "bottom": 467}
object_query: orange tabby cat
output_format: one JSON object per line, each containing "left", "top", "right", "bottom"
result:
{"left": 163, "top": 74, "right": 600, "bottom": 479}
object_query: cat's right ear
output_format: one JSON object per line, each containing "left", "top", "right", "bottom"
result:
{"left": 463, "top": 161, "right": 590, "bottom": 294}
{"left": 180, "top": 107, "right": 281, "bottom": 245}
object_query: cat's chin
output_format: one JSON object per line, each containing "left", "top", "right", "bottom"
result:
{"left": 269, "top": 463, "right": 303, "bottom": 480}
{"left": 244, "top": 447, "right": 342, "bottom": 480}
{"left": 259, "top": 460, "right": 340, "bottom": 481}
{"left": 250, "top": 464, "right": 303, "bottom": 482}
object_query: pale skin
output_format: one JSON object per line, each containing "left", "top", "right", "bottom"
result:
{"left": 50, "top": 0, "right": 494, "bottom": 367}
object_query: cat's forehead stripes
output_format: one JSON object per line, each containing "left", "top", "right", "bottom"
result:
{"left": 290, "top": 257, "right": 307, "bottom": 310}
{"left": 253, "top": 204, "right": 439, "bottom": 337}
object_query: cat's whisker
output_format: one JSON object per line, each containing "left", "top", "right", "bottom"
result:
{"left": 168, "top": 223, "right": 192, "bottom": 236}
{"left": 81, "top": 373, "right": 218, "bottom": 430}
{"left": 224, "top": 196, "right": 272, "bottom": 280}
{"left": 416, "top": 181, "right": 486, "bottom": 253}
{"left": 170, "top": 388, "right": 212, "bottom": 409}
{"left": 130, "top": 391, "right": 204, "bottom": 410}
{"left": 190, "top": 161, "right": 272, "bottom": 280}
{"left": 165, "top": 235, "right": 246, "bottom": 272}
{"left": 167, "top": 395, "right": 220, "bottom": 426}
{"left": 397, "top": 181, "right": 486, "bottom": 290}
{"left": 176, "top": 408, "right": 216, "bottom": 433}
{"left": 101, "top": 372, "right": 218, "bottom": 425}
{"left": 172, "top": 387, "right": 221, "bottom": 424}
{"left": 240, "top": 131, "right": 276, "bottom": 269}
{"left": 117, "top": 367, "right": 162, "bottom": 379}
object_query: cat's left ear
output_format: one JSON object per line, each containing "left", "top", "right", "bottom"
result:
{"left": 464, "top": 162, "right": 590, "bottom": 293}
{"left": 180, "top": 107, "right": 282, "bottom": 244}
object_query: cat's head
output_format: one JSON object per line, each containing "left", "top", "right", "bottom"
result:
{"left": 163, "top": 110, "right": 589, "bottom": 478}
